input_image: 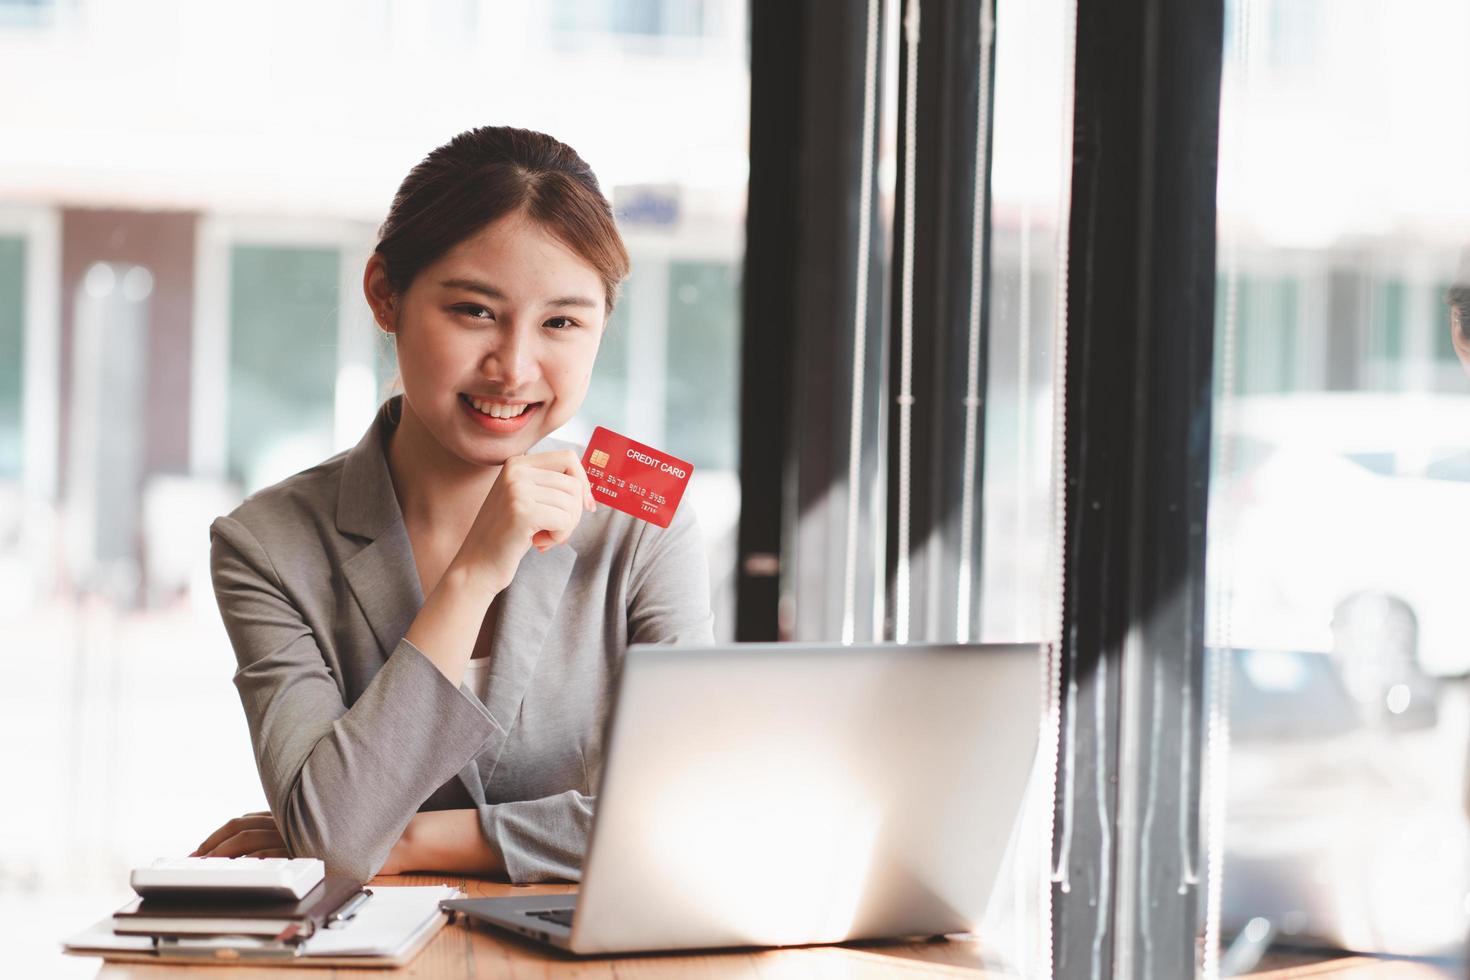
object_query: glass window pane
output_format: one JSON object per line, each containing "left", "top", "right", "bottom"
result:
{"left": 0, "top": 0, "right": 55, "bottom": 29}
{"left": 579, "top": 292, "right": 633, "bottom": 437}
{"left": 1205, "top": 0, "right": 1470, "bottom": 970}
{"left": 665, "top": 260, "right": 738, "bottom": 471}
{"left": 0, "top": 235, "right": 23, "bottom": 479}
{"left": 979, "top": 0, "right": 1074, "bottom": 644}
{"left": 227, "top": 245, "right": 339, "bottom": 492}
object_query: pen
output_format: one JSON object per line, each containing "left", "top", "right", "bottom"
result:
{"left": 326, "top": 888, "right": 372, "bottom": 929}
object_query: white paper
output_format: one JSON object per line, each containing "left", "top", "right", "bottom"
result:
{"left": 302, "top": 885, "right": 459, "bottom": 955}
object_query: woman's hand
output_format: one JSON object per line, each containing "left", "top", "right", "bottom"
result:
{"left": 191, "top": 810, "right": 289, "bottom": 858}
{"left": 191, "top": 811, "right": 421, "bottom": 876}
{"left": 457, "top": 449, "right": 594, "bottom": 593}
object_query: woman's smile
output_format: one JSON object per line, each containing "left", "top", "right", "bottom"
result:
{"left": 458, "top": 392, "right": 542, "bottom": 434}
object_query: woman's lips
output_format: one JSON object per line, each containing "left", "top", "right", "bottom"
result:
{"left": 459, "top": 393, "right": 540, "bottom": 433}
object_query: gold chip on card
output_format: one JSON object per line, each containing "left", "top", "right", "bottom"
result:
{"left": 590, "top": 449, "right": 610, "bottom": 467}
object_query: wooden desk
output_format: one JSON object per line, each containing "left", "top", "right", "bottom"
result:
{"left": 83, "top": 876, "right": 1463, "bottom": 978}
{"left": 91, "top": 873, "right": 1009, "bottom": 978}
{"left": 1245, "top": 959, "right": 1457, "bottom": 979}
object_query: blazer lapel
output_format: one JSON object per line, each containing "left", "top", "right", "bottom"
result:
{"left": 336, "top": 398, "right": 424, "bottom": 665}
{"left": 341, "top": 522, "right": 424, "bottom": 662}
{"left": 476, "top": 541, "right": 576, "bottom": 779}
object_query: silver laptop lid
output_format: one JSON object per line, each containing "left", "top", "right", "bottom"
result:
{"left": 571, "top": 641, "right": 1043, "bottom": 954}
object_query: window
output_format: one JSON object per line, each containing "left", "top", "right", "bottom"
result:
{"left": 0, "top": 235, "right": 23, "bottom": 478}
{"left": 227, "top": 245, "right": 340, "bottom": 493}
{"left": 665, "top": 260, "right": 739, "bottom": 471}
{"left": 577, "top": 289, "right": 633, "bottom": 439}
{"left": 1368, "top": 278, "right": 1406, "bottom": 367}
{"left": 1206, "top": 0, "right": 1470, "bottom": 969}
{"left": 552, "top": 0, "right": 707, "bottom": 38}
{"left": 0, "top": 0, "right": 55, "bottom": 30}
{"left": 1234, "top": 275, "right": 1302, "bottom": 394}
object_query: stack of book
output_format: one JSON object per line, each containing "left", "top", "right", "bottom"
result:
{"left": 102, "top": 856, "right": 366, "bottom": 958}
{"left": 113, "top": 877, "right": 366, "bottom": 949}
{"left": 64, "top": 857, "right": 457, "bottom": 967}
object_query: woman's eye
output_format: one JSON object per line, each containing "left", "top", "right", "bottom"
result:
{"left": 544, "top": 316, "right": 578, "bottom": 330}
{"left": 453, "top": 303, "right": 494, "bottom": 320}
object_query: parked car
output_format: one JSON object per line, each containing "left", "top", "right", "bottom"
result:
{"left": 1212, "top": 392, "right": 1470, "bottom": 678}
{"left": 1213, "top": 393, "right": 1470, "bottom": 964}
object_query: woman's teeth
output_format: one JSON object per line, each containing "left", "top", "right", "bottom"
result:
{"left": 468, "top": 397, "right": 530, "bottom": 419}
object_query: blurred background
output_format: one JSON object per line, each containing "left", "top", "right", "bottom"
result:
{"left": 1, "top": 0, "right": 1468, "bottom": 976}
{"left": 1208, "top": 0, "right": 1470, "bottom": 970}
{"left": 0, "top": 1, "right": 753, "bottom": 974}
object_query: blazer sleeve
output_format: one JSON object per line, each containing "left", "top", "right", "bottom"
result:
{"left": 477, "top": 506, "right": 716, "bottom": 883}
{"left": 625, "top": 503, "right": 717, "bottom": 648}
{"left": 210, "top": 515, "right": 498, "bottom": 883}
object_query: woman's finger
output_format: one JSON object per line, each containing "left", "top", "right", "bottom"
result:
{"left": 513, "top": 454, "right": 596, "bottom": 512}
{"left": 529, "top": 482, "right": 582, "bottom": 516}
{"left": 205, "top": 829, "right": 286, "bottom": 858}
{"left": 504, "top": 471, "right": 583, "bottom": 523}
{"left": 517, "top": 465, "right": 586, "bottom": 495}
{"left": 194, "top": 816, "right": 276, "bottom": 852}
{"left": 244, "top": 848, "right": 291, "bottom": 859}
{"left": 191, "top": 815, "right": 277, "bottom": 856}
{"left": 203, "top": 828, "right": 286, "bottom": 858}
{"left": 525, "top": 450, "right": 594, "bottom": 507}
{"left": 531, "top": 496, "right": 585, "bottom": 549}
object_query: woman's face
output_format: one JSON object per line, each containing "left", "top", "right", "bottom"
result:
{"left": 371, "top": 210, "right": 607, "bottom": 467}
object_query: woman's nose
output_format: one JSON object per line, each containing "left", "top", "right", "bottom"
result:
{"left": 482, "top": 326, "right": 536, "bottom": 389}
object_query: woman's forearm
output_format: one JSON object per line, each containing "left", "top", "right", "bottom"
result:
{"left": 404, "top": 562, "right": 502, "bottom": 687}
{"left": 391, "top": 809, "right": 506, "bottom": 877}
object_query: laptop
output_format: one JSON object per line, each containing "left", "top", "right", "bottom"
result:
{"left": 443, "top": 641, "right": 1042, "bottom": 956}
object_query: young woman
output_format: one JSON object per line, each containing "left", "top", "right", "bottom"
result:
{"left": 191, "top": 126, "right": 714, "bottom": 884}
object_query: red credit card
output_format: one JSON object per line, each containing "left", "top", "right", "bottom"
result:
{"left": 581, "top": 426, "right": 693, "bottom": 529}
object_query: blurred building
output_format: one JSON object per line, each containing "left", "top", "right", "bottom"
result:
{"left": 0, "top": 0, "right": 750, "bottom": 626}
{"left": 0, "top": 6, "right": 752, "bottom": 975}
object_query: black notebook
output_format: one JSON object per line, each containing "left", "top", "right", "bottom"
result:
{"left": 112, "top": 875, "right": 363, "bottom": 938}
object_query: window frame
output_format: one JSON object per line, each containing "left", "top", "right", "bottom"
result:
{"left": 189, "top": 216, "right": 377, "bottom": 485}
{"left": 741, "top": 0, "right": 1226, "bottom": 975}
{"left": 0, "top": 203, "right": 62, "bottom": 500}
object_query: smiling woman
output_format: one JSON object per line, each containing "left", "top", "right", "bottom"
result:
{"left": 372, "top": 211, "right": 608, "bottom": 461}
{"left": 197, "top": 126, "right": 714, "bottom": 884}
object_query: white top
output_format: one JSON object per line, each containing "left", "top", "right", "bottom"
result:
{"left": 464, "top": 656, "right": 492, "bottom": 706}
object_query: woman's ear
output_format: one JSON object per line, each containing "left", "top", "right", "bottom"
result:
{"left": 363, "top": 254, "right": 399, "bottom": 333}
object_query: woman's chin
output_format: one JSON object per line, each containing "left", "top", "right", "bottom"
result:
{"left": 454, "top": 426, "right": 551, "bottom": 468}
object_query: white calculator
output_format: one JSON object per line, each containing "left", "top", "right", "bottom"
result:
{"left": 129, "top": 856, "right": 326, "bottom": 900}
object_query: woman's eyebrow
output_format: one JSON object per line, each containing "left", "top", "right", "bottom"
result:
{"left": 439, "top": 277, "right": 598, "bottom": 310}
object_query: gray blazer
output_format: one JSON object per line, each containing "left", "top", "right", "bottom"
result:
{"left": 209, "top": 397, "right": 714, "bottom": 884}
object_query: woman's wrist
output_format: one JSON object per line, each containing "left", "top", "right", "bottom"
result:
{"left": 381, "top": 819, "right": 418, "bottom": 876}
{"left": 405, "top": 558, "right": 504, "bottom": 685}
{"left": 443, "top": 550, "right": 510, "bottom": 599}
{"left": 391, "top": 810, "right": 505, "bottom": 877}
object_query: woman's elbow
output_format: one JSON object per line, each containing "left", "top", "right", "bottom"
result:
{"left": 278, "top": 800, "right": 385, "bottom": 885}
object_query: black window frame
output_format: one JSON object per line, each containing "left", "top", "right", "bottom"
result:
{"left": 738, "top": 0, "right": 1225, "bottom": 975}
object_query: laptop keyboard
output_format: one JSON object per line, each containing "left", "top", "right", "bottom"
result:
{"left": 526, "top": 908, "right": 575, "bottom": 929}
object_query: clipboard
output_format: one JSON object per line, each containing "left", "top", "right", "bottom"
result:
{"left": 62, "top": 885, "right": 459, "bottom": 968}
